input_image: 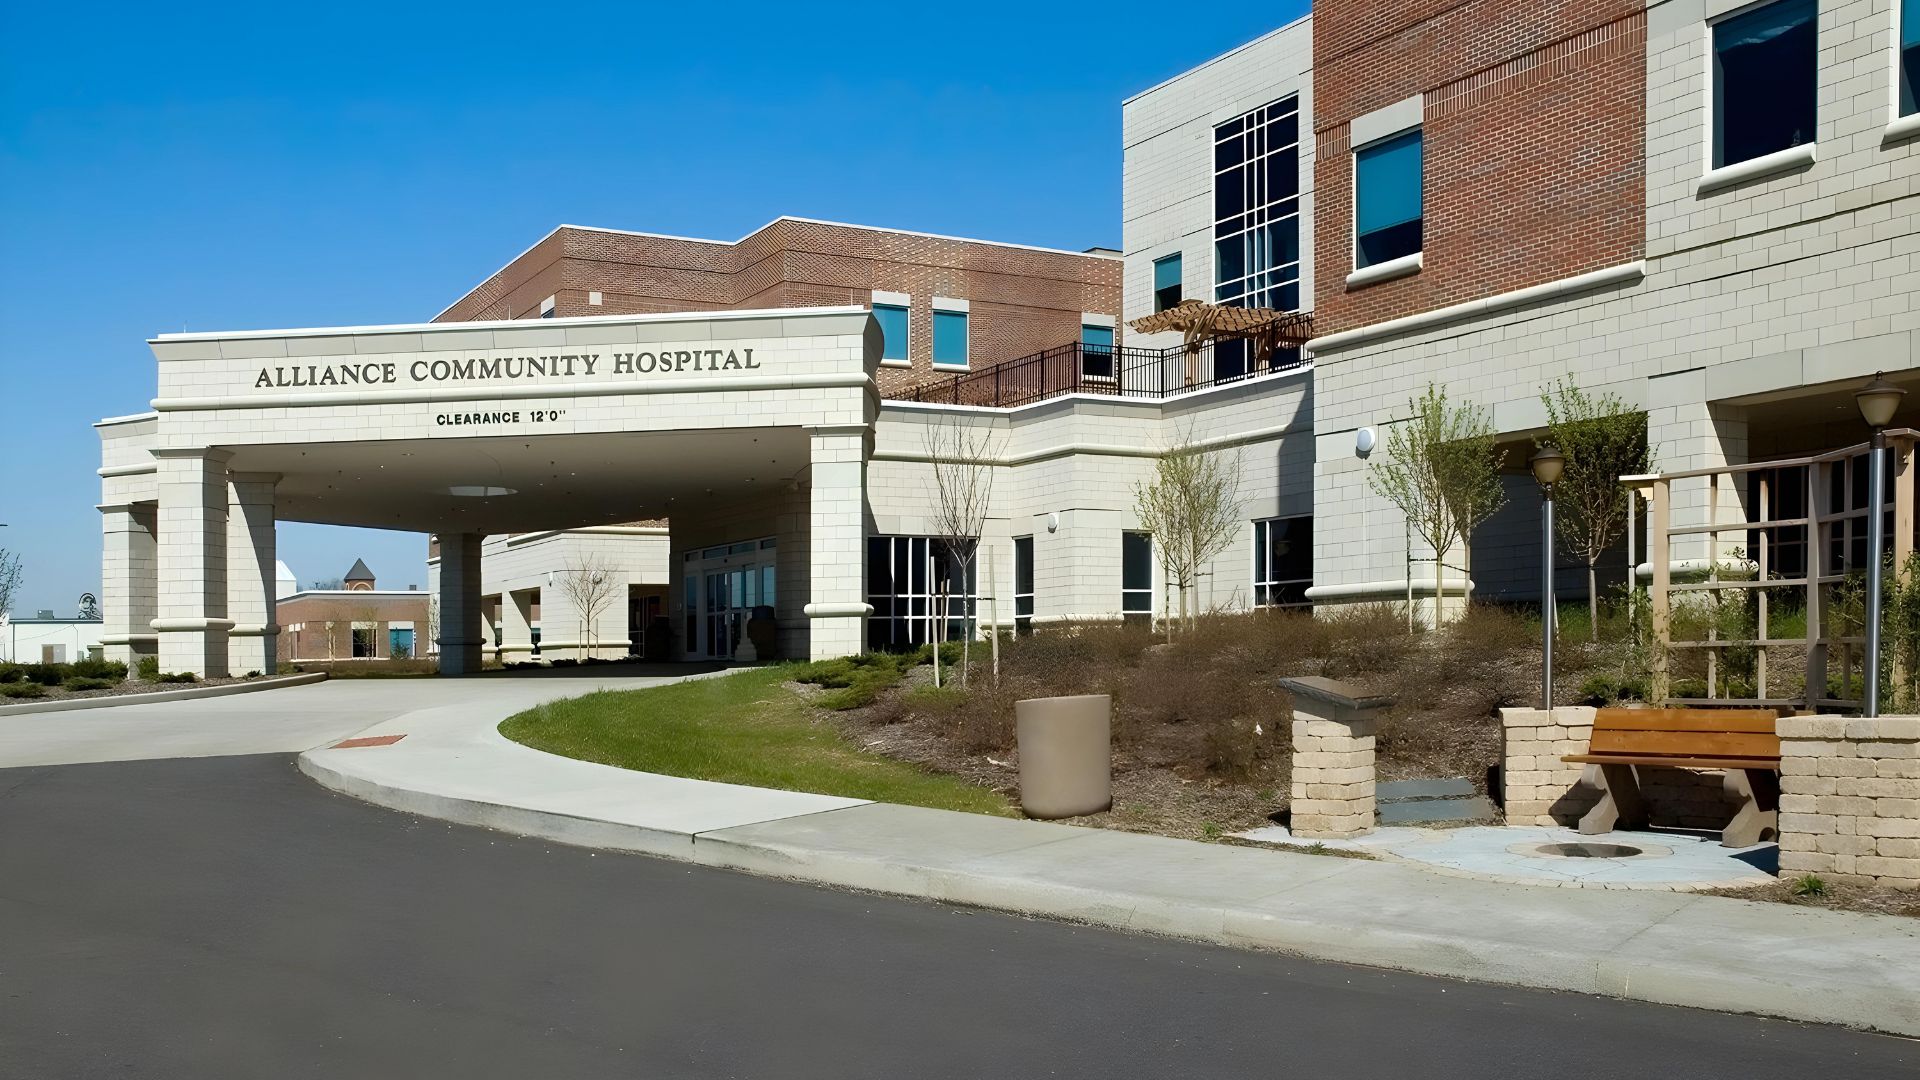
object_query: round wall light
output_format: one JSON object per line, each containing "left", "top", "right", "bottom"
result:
{"left": 1355, "top": 427, "right": 1377, "bottom": 456}
{"left": 1047, "top": 512, "right": 1060, "bottom": 533}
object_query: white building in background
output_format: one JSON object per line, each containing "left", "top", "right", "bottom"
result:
{"left": 1, "top": 613, "right": 103, "bottom": 665}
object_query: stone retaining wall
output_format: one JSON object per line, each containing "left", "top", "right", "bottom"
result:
{"left": 1777, "top": 716, "right": 1920, "bottom": 889}
{"left": 1499, "top": 706, "right": 1736, "bottom": 829}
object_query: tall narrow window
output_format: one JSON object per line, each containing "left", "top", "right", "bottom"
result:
{"left": 874, "top": 303, "right": 909, "bottom": 363}
{"left": 1013, "top": 536, "right": 1035, "bottom": 636}
{"left": 932, "top": 309, "right": 969, "bottom": 368}
{"left": 1080, "top": 323, "right": 1115, "bottom": 379}
{"left": 1122, "top": 531, "right": 1153, "bottom": 623}
{"left": 1213, "top": 96, "right": 1302, "bottom": 377}
{"left": 1153, "top": 254, "right": 1183, "bottom": 312}
{"left": 1712, "top": 0, "right": 1816, "bottom": 168}
{"left": 1252, "top": 516, "right": 1313, "bottom": 609}
{"left": 1901, "top": 0, "right": 1920, "bottom": 116}
{"left": 1354, "top": 129, "right": 1423, "bottom": 269}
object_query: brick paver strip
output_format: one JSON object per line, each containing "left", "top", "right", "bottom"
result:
{"left": 332, "top": 734, "right": 406, "bottom": 749}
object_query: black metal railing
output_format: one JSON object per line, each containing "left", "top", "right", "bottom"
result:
{"left": 898, "top": 340, "right": 1309, "bottom": 409}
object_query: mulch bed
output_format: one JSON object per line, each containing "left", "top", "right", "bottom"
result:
{"left": 2, "top": 675, "right": 269, "bottom": 704}
{"left": 1705, "top": 879, "right": 1920, "bottom": 919}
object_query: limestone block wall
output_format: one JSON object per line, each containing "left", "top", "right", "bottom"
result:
{"left": 1289, "top": 712, "right": 1376, "bottom": 839}
{"left": 1500, "top": 707, "right": 1600, "bottom": 825}
{"left": 1778, "top": 716, "right": 1920, "bottom": 889}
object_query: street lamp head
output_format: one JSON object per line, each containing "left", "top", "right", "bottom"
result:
{"left": 1855, "top": 374, "right": 1905, "bottom": 430}
{"left": 1530, "top": 445, "right": 1565, "bottom": 489}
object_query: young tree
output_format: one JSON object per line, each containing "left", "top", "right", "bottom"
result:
{"left": 1540, "top": 379, "right": 1653, "bottom": 639}
{"left": 557, "top": 552, "right": 619, "bottom": 660}
{"left": 0, "top": 549, "right": 21, "bottom": 620}
{"left": 1368, "top": 384, "right": 1504, "bottom": 625}
{"left": 1133, "top": 428, "right": 1244, "bottom": 636}
{"left": 924, "top": 415, "right": 999, "bottom": 687}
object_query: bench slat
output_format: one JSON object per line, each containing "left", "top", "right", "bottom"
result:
{"left": 1565, "top": 753, "right": 1780, "bottom": 771}
{"left": 1592, "top": 708, "right": 1777, "bottom": 734}
{"left": 1590, "top": 728, "right": 1779, "bottom": 758}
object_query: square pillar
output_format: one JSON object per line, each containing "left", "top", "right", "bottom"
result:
{"left": 1500, "top": 706, "right": 1600, "bottom": 826}
{"left": 225, "top": 472, "right": 279, "bottom": 676}
{"left": 99, "top": 501, "right": 158, "bottom": 675}
{"left": 1778, "top": 716, "right": 1920, "bottom": 889}
{"left": 502, "top": 588, "right": 535, "bottom": 660}
{"left": 436, "top": 532, "right": 485, "bottom": 675}
{"left": 800, "top": 427, "right": 871, "bottom": 660}
{"left": 153, "top": 449, "right": 233, "bottom": 677}
{"left": 1282, "top": 677, "right": 1389, "bottom": 839}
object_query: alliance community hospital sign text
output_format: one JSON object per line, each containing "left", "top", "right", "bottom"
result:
{"left": 251, "top": 348, "right": 765, "bottom": 390}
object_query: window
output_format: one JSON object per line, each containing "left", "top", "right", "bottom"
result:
{"left": 874, "top": 303, "right": 909, "bottom": 363}
{"left": 1080, "top": 323, "right": 1115, "bottom": 380}
{"left": 1014, "top": 536, "right": 1035, "bottom": 635}
{"left": 1252, "top": 516, "right": 1313, "bottom": 609}
{"left": 1213, "top": 96, "right": 1302, "bottom": 377}
{"left": 1712, "top": 0, "right": 1816, "bottom": 168}
{"left": 1354, "top": 129, "right": 1423, "bottom": 269}
{"left": 933, "top": 309, "right": 969, "bottom": 368}
{"left": 866, "top": 536, "right": 979, "bottom": 649}
{"left": 1900, "top": 0, "right": 1919, "bottom": 116}
{"left": 1122, "top": 531, "right": 1153, "bottom": 623}
{"left": 1153, "top": 254, "right": 1183, "bottom": 312}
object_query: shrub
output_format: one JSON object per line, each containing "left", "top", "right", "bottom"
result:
{"left": 1791, "top": 873, "right": 1828, "bottom": 898}
{"left": 69, "top": 657, "right": 127, "bottom": 681}
{"left": 24, "top": 664, "right": 67, "bottom": 686}
{"left": 1, "top": 682, "right": 47, "bottom": 699}
{"left": 0, "top": 665, "right": 22, "bottom": 683}
{"left": 62, "top": 677, "right": 115, "bottom": 692}
{"left": 136, "top": 655, "right": 160, "bottom": 680}
{"left": 793, "top": 653, "right": 912, "bottom": 710}
{"left": 550, "top": 658, "right": 580, "bottom": 667}
{"left": 156, "top": 671, "right": 198, "bottom": 684}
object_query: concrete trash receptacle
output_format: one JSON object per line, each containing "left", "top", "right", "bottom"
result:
{"left": 1015, "top": 694, "right": 1113, "bottom": 819}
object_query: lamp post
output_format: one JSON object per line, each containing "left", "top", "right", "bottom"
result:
{"left": 1532, "top": 446, "right": 1566, "bottom": 710}
{"left": 1855, "top": 375, "right": 1905, "bottom": 717}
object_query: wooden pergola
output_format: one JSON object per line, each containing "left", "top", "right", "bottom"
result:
{"left": 1127, "top": 300, "right": 1315, "bottom": 387}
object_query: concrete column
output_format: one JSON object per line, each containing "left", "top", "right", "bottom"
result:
{"left": 800, "top": 427, "right": 871, "bottom": 660}
{"left": 153, "top": 449, "right": 233, "bottom": 677}
{"left": 502, "top": 588, "right": 535, "bottom": 660}
{"left": 436, "top": 532, "right": 485, "bottom": 675}
{"left": 225, "top": 472, "right": 280, "bottom": 675}
{"left": 1282, "top": 677, "right": 1389, "bottom": 839}
{"left": 98, "top": 501, "right": 158, "bottom": 675}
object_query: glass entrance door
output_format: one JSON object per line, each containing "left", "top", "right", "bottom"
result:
{"left": 683, "top": 538, "right": 777, "bottom": 659}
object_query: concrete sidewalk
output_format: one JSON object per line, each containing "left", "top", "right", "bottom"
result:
{"left": 299, "top": 673, "right": 1920, "bottom": 1037}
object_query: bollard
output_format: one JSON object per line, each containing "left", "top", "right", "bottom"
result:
{"left": 1015, "top": 694, "right": 1113, "bottom": 819}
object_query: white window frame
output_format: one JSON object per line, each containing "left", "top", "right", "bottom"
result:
{"left": 873, "top": 290, "right": 913, "bottom": 368}
{"left": 1079, "top": 312, "right": 1118, "bottom": 383}
{"left": 931, "top": 297, "right": 970, "bottom": 370}
{"left": 1892, "top": 0, "right": 1920, "bottom": 140}
{"left": 1697, "top": 0, "right": 1820, "bottom": 194}
{"left": 1251, "top": 515, "right": 1313, "bottom": 610}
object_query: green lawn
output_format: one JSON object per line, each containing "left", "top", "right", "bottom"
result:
{"left": 498, "top": 666, "right": 1014, "bottom": 815}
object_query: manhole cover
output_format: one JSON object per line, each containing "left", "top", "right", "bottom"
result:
{"left": 1531, "top": 842, "right": 1643, "bottom": 859}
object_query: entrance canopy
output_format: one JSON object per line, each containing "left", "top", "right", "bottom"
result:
{"left": 226, "top": 427, "right": 813, "bottom": 536}
{"left": 97, "top": 307, "right": 882, "bottom": 676}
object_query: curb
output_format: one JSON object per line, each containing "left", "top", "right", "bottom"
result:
{"left": 0, "top": 672, "right": 328, "bottom": 716}
{"left": 298, "top": 745, "right": 1920, "bottom": 1038}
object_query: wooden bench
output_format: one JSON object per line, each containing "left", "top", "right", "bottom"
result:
{"left": 1561, "top": 708, "right": 1781, "bottom": 848}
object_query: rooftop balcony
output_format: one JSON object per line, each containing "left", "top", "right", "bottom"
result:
{"left": 891, "top": 337, "right": 1311, "bottom": 409}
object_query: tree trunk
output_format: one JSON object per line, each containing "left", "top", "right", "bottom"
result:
{"left": 1588, "top": 561, "right": 1601, "bottom": 642}
{"left": 1434, "top": 544, "right": 1446, "bottom": 629}
{"left": 932, "top": 586, "right": 944, "bottom": 688}
{"left": 960, "top": 570, "right": 972, "bottom": 689}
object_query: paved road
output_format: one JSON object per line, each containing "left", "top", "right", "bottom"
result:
{"left": 1, "top": 755, "right": 1910, "bottom": 1079}
{"left": 0, "top": 667, "right": 705, "bottom": 768}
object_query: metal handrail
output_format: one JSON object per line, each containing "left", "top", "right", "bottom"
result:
{"left": 896, "top": 339, "right": 1309, "bottom": 409}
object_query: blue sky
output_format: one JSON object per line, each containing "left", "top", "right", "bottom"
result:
{"left": 0, "top": 1, "right": 1306, "bottom": 615}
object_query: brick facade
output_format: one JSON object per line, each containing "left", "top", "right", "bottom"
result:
{"left": 435, "top": 218, "right": 1122, "bottom": 398}
{"left": 1311, "top": 1, "right": 1646, "bottom": 336}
